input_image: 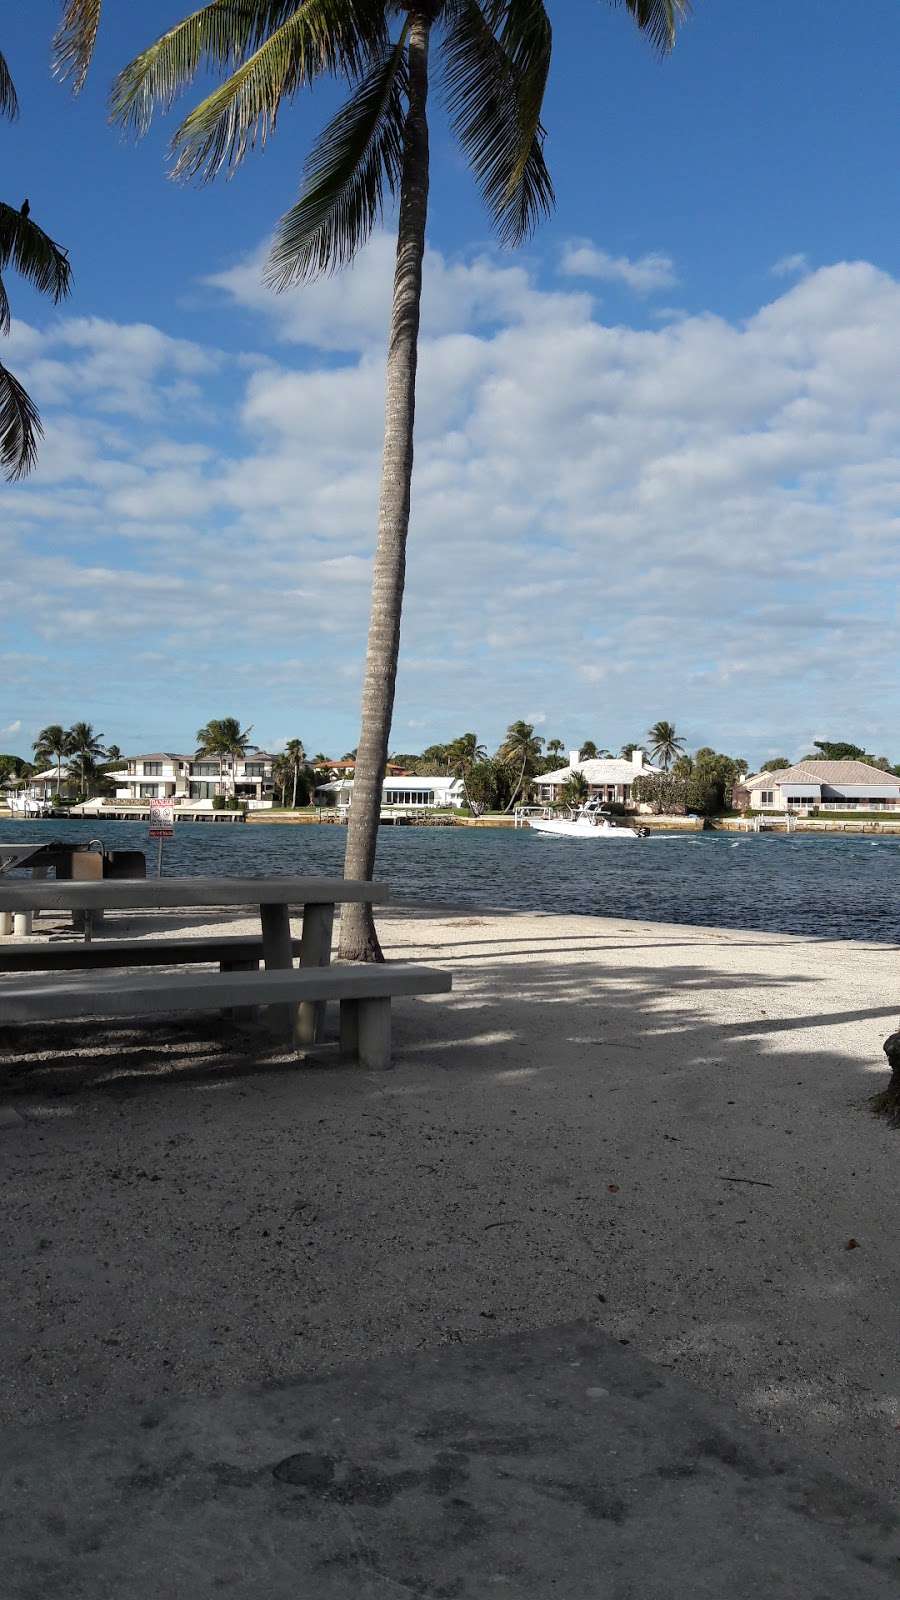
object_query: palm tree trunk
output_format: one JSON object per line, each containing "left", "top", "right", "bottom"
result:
{"left": 339, "top": 13, "right": 431, "bottom": 963}
{"left": 503, "top": 753, "right": 528, "bottom": 813}
{"left": 292, "top": 763, "right": 298, "bottom": 809}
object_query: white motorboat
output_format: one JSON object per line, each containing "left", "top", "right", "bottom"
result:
{"left": 528, "top": 800, "right": 648, "bottom": 840}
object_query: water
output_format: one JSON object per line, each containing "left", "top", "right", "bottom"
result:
{"left": 2, "top": 818, "right": 899, "bottom": 944}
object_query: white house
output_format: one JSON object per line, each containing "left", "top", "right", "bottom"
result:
{"left": 110, "top": 752, "right": 277, "bottom": 808}
{"left": 533, "top": 749, "right": 659, "bottom": 809}
{"left": 315, "top": 774, "right": 466, "bottom": 809}
{"left": 740, "top": 761, "right": 900, "bottom": 813}
{"left": 2, "top": 765, "right": 75, "bottom": 811}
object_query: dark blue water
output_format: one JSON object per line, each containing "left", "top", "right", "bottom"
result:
{"left": 2, "top": 819, "right": 899, "bottom": 943}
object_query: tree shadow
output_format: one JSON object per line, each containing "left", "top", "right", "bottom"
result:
{"left": 1, "top": 930, "right": 897, "bottom": 1497}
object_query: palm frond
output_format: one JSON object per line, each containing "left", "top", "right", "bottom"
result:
{"left": 0, "top": 50, "right": 20, "bottom": 119}
{"left": 0, "top": 359, "right": 42, "bottom": 480}
{"left": 442, "top": 0, "right": 554, "bottom": 247}
{"left": 0, "top": 204, "right": 72, "bottom": 303}
{"left": 266, "top": 29, "right": 408, "bottom": 289}
{"left": 610, "top": 0, "right": 690, "bottom": 54}
{"left": 53, "top": 0, "right": 103, "bottom": 91}
{"left": 0, "top": 273, "right": 10, "bottom": 337}
{"left": 167, "top": 0, "right": 390, "bottom": 181}
{"left": 111, "top": 0, "right": 386, "bottom": 141}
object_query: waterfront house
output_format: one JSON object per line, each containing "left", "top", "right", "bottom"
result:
{"left": 533, "top": 749, "right": 659, "bottom": 809}
{"left": 109, "top": 751, "right": 277, "bottom": 808}
{"left": 2, "top": 765, "right": 75, "bottom": 808}
{"left": 736, "top": 761, "right": 900, "bottom": 814}
{"left": 315, "top": 773, "right": 465, "bottom": 809}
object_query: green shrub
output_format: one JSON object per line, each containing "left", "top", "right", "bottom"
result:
{"left": 212, "top": 794, "right": 225, "bottom": 811}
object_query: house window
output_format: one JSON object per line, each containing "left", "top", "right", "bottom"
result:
{"left": 244, "top": 764, "right": 265, "bottom": 777}
{"left": 761, "top": 791, "right": 774, "bottom": 806}
{"left": 140, "top": 784, "right": 158, "bottom": 797}
{"left": 142, "top": 762, "right": 162, "bottom": 776}
{"left": 193, "top": 763, "right": 219, "bottom": 777}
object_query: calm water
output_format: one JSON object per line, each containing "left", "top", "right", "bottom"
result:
{"left": 3, "top": 818, "right": 900, "bottom": 943}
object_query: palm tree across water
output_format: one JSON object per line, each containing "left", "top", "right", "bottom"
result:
{"left": 647, "top": 720, "right": 685, "bottom": 770}
{"left": 1, "top": 50, "right": 72, "bottom": 477}
{"left": 560, "top": 769, "right": 590, "bottom": 810}
{"left": 284, "top": 738, "right": 306, "bottom": 809}
{"left": 498, "top": 720, "right": 544, "bottom": 812}
{"left": 196, "top": 717, "right": 252, "bottom": 801}
{"left": 33, "top": 724, "right": 73, "bottom": 794}
{"left": 68, "top": 721, "right": 107, "bottom": 795}
{"left": 54, "top": 0, "right": 688, "bottom": 957}
{"left": 448, "top": 732, "right": 487, "bottom": 811}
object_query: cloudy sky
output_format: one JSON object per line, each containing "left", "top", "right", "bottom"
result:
{"left": 3, "top": 3, "right": 899, "bottom": 767}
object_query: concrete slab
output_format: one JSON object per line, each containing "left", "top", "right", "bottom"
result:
{"left": 2, "top": 1322, "right": 898, "bottom": 1600}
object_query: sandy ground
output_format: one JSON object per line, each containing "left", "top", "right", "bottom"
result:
{"left": 0, "top": 904, "right": 898, "bottom": 1501}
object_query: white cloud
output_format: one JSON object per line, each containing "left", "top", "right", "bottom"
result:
{"left": 771, "top": 252, "right": 810, "bottom": 278}
{"left": 560, "top": 242, "right": 678, "bottom": 294}
{"left": 8, "top": 250, "right": 900, "bottom": 760}
{"left": 2, "top": 720, "right": 22, "bottom": 736}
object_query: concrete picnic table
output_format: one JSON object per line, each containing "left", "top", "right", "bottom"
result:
{"left": 0, "top": 876, "right": 389, "bottom": 1045}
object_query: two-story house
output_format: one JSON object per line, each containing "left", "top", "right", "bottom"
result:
{"left": 110, "top": 752, "right": 276, "bottom": 808}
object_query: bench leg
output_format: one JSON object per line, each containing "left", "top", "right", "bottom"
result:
{"left": 296, "top": 902, "right": 334, "bottom": 1047}
{"left": 357, "top": 997, "right": 392, "bottom": 1070}
{"left": 222, "top": 957, "right": 258, "bottom": 1023}
{"left": 259, "top": 901, "right": 298, "bottom": 1041}
{"left": 339, "top": 998, "right": 359, "bottom": 1057}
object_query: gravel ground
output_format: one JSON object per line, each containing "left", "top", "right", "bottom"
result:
{"left": 1, "top": 904, "right": 898, "bottom": 1500}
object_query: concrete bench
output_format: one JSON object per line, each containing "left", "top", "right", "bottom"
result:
{"left": 0, "top": 963, "right": 452, "bottom": 1069}
{"left": 0, "top": 936, "right": 303, "bottom": 974}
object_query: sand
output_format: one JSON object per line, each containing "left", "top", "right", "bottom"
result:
{"left": 1, "top": 904, "right": 898, "bottom": 1500}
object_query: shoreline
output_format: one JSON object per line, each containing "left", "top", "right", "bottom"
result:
{"left": 7, "top": 805, "right": 900, "bottom": 834}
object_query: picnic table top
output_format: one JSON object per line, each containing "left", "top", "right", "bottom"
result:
{"left": 0, "top": 875, "right": 390, "bottom": 912}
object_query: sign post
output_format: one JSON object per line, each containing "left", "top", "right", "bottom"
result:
{"left": 148, "top": 798, "right": 175, "bottom": 876}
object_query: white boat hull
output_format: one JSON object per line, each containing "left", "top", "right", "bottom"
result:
{"left": 529, "top": 816, "right": 642, "bottom": 840}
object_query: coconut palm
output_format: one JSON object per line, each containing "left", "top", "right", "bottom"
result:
{"left": 620, "top": 742, "right": 647, "bottom": 760}
{"left": 104, "top": 743, "right": 122, "bottom": 765}
{"left": 272, "top": 753, "right": 291, "bottom": 806}
{"left": 196, "top": 717, "right": 252, "bottom": 800}
{"left": 560, "top": 769, "right": 590, "bottom": 810}
{"left": 284, "top": 737, "right": 306, "bottom": 808}
{"left": 545, "top": 738, "right": 566, "bottom": 763}
{"left": 579, "top": 741, "right": 598, "bottom": 761}
{"left": 67, "top": 720, "right": 106, "bottom": 795}
{"left": 448, "top": 732, "right": 487, "bottom": 811}
{"left": 1, "top": 50, "right": 72, "bottom": 477}
{"left": 33, "top": 723, "right": 73, "bottom": 794}
{"left": 55, "top": 0, "right": 687, "bottom": 955}
{"left": 498, "top": 720, "right": 544, "bottom": 812}
{"left": 648, "top": 720, "right": 685, "bottom": 770}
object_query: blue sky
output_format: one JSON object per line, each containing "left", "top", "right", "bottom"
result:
{"left": 2, "top": 2, "right": 900, "bottom": 767}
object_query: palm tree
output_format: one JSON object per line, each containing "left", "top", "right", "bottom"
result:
{"left": 33, "top": 724, "right": 73, "bottom": 794}
{"left": 648, "top": 720, "right": 685, "bottom": 771}
{"left": 195, "top": 717, "right": 252, "bottom": 801}
{"left": 272, "top": 753, "right": 291, "bottom": 807}
{"left": 67, "top": 720, "right": 106, "bottom": 795}
{"left": 620, "top": 742, "right": 647, "bottom": 760}
{"left": 104, "top": 743, "right": 122, "bottom": 765}
{"left": 284, "top": 737, "right": 306, "bottom": 808}
{"left": 546, "top": 738, "right": 566, "bottom": 763}
{"left": 498, "top": 720, "right": 544, "bottom": 812}
{"left": 560, "top": 769, "right": 590, "bottom": 810}
{"left": 448, "top": 732, "right": 487, "bottom": 811}
{"left": 579, "top": 741, "right": 599, "bottom": 761}
{"left": 55, "top": 1, "right": 687, "bottom": 956}
{"left": 1, "top": 51, "right": 72, "bottom": 477}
